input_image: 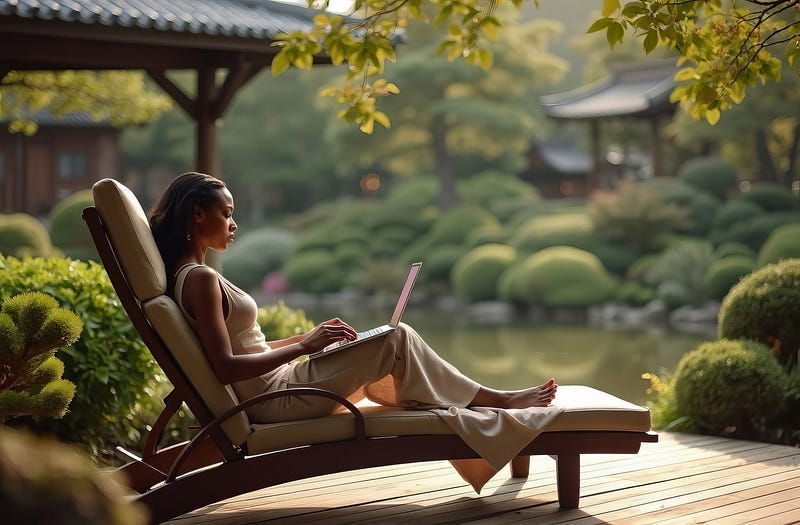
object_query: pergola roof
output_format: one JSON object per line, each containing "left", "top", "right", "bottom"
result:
{"left": 0, "top": 0, "right": 328, "bottom": 71}
{"left": 0, "top": 0, "right": 338, "bottom": 175}
{"left": 540, "top": 60, "right": 678, "bottom": 120}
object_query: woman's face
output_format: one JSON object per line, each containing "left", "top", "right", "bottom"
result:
{"left": 193, "top": 187, "right": 237, "bottom": 252}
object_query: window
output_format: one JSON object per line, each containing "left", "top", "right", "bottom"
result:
{"left": 57, "top": 152, "right": 87, "bottom": 180}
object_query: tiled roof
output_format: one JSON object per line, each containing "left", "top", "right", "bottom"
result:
{"left": 541, "top": 60, "right": 678, "bottom": 119}
{"left": 0, "top": 0, "right": 322, "bottom": 40}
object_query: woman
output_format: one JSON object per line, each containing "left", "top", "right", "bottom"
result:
{"left": 148, "top": 172, "right": 557, "bottom": 425}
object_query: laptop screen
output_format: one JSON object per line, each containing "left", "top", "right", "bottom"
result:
{"left": 390, "top": 262, "right": 422, "bottom": 326}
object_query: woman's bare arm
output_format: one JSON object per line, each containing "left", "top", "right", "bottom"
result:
{"left": 183, "top": 267, "right": 355, "bottom": 384}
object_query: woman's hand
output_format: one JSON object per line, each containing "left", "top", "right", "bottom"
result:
{"left": 298, "top": 318, "right": 357, "bottom": 354}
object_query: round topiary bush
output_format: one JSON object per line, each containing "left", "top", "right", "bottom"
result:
{"left": 718, "top": 259, "right": 800, "bottom": 367}
{"left": 48, "top": 189, "right": 96, "bottom": 260}
{"left": 424, "top": 244, "right": 470, "bottom": 286}
{"left": 500, "top": 246, "right": 616, "bottom": 308}
{"left": 0, "top": 213, "right": 56, "bottom": 257}
{"left": 283, "top": 250, "right": 347, "bottom": 293}
{"left": 673, "top": 338, "right": 786, "bottom": 437}
{"left": 510, "top": 213, "right": 594, "bottom": 253}
{"left": 426, "top": 205, "right": 500, "bottom": 245}
{"left": 456, "top": 171, "right": 539, "bottom": 209}
{"left": 465, "top": 224, "right": 508, "bottom": 248}
{"left": 757, "top": 223, "right": 800, "bottom": 267}
{"left": 710, "top": 199, "right": 764, "bottom": 236}
{"left": 713, "top": 241, "right": 755, "bottom": 260}
{"left": 711, "top": 212, "right": 800, "bottom": 252}
{"left": 451, "top": 243, "right": 517, "bottom": 302}
{"left": 223, "top": 226, "right": 296, "bottom": 291}
{"left": 677, "top": 156, "right": 740, "bottom": 200}
{"left": 740, "top": 183, "right": 796, "bottom": 212}
{"left": 704, "top": 255, "right": 755, "bottom": 300}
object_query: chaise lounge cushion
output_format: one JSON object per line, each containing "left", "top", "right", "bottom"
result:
{"left": 92, "top": 178, "right": 166, "bottom": 301}
{"left": 246, "top": 385, "right": 651, "bottom": 455}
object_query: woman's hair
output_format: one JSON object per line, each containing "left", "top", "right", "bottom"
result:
{"left": 148, "top": 172, "right": 226, "bottom": 292}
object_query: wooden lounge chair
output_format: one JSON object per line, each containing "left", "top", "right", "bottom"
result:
{"left": 83, "top": 178, "right": 657, "bottom": 524}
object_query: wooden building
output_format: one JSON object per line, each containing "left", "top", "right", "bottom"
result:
{"left": 538, "top": 60, "right": 678, "bottom": 195}
{"left": 0, "top": 113, "right": 119, "bottom": 215}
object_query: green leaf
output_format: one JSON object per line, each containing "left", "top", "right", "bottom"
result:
{"left": 607, "top": 21, "right": 625, "bottom": 47}
{"left": 587, "top": 17, "right": 613, "bottom": 34}
{"left": 643, "top": 30, "right": 659, "bottom": 54}
{"left": 704, "top": 108, "right": 721, "bottom": 125}
{"left": 271, "top": 52, "right": 290, "bottom": 76}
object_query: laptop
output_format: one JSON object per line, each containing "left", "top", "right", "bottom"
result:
{"left": 309, "top": 262, "right": 422, "bottom": 359}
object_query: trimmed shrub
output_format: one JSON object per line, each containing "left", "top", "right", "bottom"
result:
{"left": 48, "top": 189, "right": 96, "bottom": 260}
{"left": 713, "top": 241, "right": 755, "bottom": 260}
{"left": 613, "top": 281, "right": 656, "bottom": 306}
{"left": 489, "top": 196, "right": 550, "bottom": 226}
{"left": 361, "top": 206, "right": 432, "bottom": 238}
{"left": 710, "top": 199, "right": 763, "bottom": 237}
{"left": 386, "top": 175, "right": 439, "bottom": 209}
{"left": 718, "top": 259, "right": 800, "bottom": 367}
{"left": 673, "top": 339, "right": 786, "bottom": 437}
{"left": 457, "top": 171, "right": 539, "bottom": 209}
{"left": 283, "top": 250, "right": 347, "bottom": 293}
{"left": 757, "top": 224, "right": 800, "bottom": 267}
{"left": 510, "top": 213, "right": 593, "bottom": 253}
{"left": 713, "top": 212, "right": 800, "bottom": 253}
{"left": 644, "top": 177, "right": 721, "bottom": 237}
{"left": 0, "top": 255, "right": 154, "bottom": 457}
{"left": 499, "top": 246, "right": 616, "bottom": 308}
{"left": 223, "top": 227, "right": 296, "bottom": 291}
{"left": 677, "top": 156, "right": 739, "bottom": 200}
{"left": 424, "top": 244, "right": 470, "bottom": 286}
{"left": 0, "top": 214, "right": 56, "bottom": 257}
{"left": 451, "top": 243, "right": 517, "bottom": 302}
{"left": 465, "top": 224, "right": 508, "bottom": 248}
{"left": 704, "top": 255, "right": 755, "bottom": 300}
{"left": 740, "top": 183, "right": 796, "bottom": 212}
{"left": 426, "top": 205, "right": 499, "bottom": 246}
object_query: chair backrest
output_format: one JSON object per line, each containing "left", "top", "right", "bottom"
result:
{"left": 89, "top": 178, "right": 251, "bottom": 447}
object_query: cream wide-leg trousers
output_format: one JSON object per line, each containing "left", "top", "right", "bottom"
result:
{"left": 249, "top": 322, "right": 482, "bottom": 423}
{"left": 246, "top": 322, "right": 564, "bottom": 493}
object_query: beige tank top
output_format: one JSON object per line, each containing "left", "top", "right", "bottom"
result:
{"left": 174, "top": 263, "right": 281, "bottom": 401}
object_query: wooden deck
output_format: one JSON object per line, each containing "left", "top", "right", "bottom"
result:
{"left": 166, "top": 432, "right": 800, "bottom": 524}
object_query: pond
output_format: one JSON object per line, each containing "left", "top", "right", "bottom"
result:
{"left": 302, "top": 305, "right": 711, "bottom": 406}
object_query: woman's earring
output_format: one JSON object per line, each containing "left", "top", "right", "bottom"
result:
{"left": 186, "top": 232, "right": 192, "bottom": 242}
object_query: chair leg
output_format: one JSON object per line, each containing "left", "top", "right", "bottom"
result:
{"left": 556, "top": 454, "right": 580, "bottom": 509}
{"left": 510, "top": 455, "right": 530, "bottom": 478}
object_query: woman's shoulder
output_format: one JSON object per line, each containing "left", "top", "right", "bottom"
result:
{"left": 179, "top": 264, "right": 219, "bottom": 288}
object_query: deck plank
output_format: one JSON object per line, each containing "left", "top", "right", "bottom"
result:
{"left": 165, "top": 432, "right": 800, "bottom": 525}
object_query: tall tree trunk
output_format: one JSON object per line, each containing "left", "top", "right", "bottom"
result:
{"left": 784, "top": 120, "right": 800, "bottom": 187}
{"left": 754, "top": 128, "right": 778, "bottom": 183}
{"left": 431, "top": 114, "right": 458, "bottom": 209}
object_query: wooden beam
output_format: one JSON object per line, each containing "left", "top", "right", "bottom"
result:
{"left": 147, "top": 70, "right": 196, "bottom": 119}
{"left": 212, "top": 60, "right": 262, "bottom": 119}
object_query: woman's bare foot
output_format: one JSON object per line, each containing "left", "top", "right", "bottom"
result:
{"left": 469, "top": 378, "right": 558, "bottom": 409}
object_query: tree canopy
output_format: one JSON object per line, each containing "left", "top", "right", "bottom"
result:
{"left": 274, "top": 0, "right": 799, "bottom": 130}
{"left": 0, "top": 71, "right": 172, "bottom": 134}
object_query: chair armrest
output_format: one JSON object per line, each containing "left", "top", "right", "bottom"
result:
{"left": 165, "top": 387, "right": 365, "bottom": 483}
